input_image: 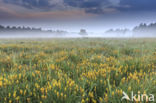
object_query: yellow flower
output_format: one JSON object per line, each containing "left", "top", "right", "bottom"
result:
{"left": 92, "top": 99, "right": 97, "bottom": 103}
{"left": 64, "top": 94, "right": 67, "bottom": 99}
{"left": 50, "top": 64, "right": 55, "bottom": 70}
{"left": 41, "top": 95, "right": 45, "bottom": 99}
{"left": 0, "top": 81, "right": 2, "bottom": 87}
{"left": 7, "top": 92, "right": 10, "bottom": 97}
{"left": 57, "top": 92, "right": 59, "bottom": 98}
{"left": 104, "top": 93, "right": 108, "bottom": 102}
{"left": 86, "top": 98, "right": 89, "bottom": 102}
{"left": 81, "top": 99, "right": 85, "bottom": 103}
{"left": 112, "top": 91, "right": 115, "bottom": 96}
{"left": 40, "top": 87, "right": 44, "bottom": 93}
{"left": 80, "top": 87, "right": 84, "bottom": 93}
{"left": 9, "top": 100, "right": 12, "bottom": 103}
{"left": 89, "top": 92, "right": 94, "bottom": 98}
{"left": 16, "top": 96, "right": 20, "bottom": 101}
{"left": 128, "top": 86, "right": 131, "bottom": 91}
{"left": 119, "top": 90, "right": 123, "bottom": 96}
{"left": 60, "top": 92, "right": 63, "bottom": 97}
{"left": 13, "top": 91, "right": 16, "bottom": 98}
{"left": 27, "top": 98, "right": 30, "bottom": 102}
{"left": 35, "top": 83, "right": 40, "bottom": 89}
{"left": 20, "top": 89, "right": 23, "bottom": 95}
{"left": 99, "top": 97, "right": 103, "bottom": 102}
{"left": 100, "top": 79, "right": 103, "bottom": 84}
{"left": 24, "top": 90, "right": 26, "bottom": 95}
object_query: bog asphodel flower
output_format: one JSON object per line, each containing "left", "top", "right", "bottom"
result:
{"left": 0, "top": 81, "right": 2, "bottom": 87}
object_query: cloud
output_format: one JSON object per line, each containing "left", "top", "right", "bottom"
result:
{"left": 2, "top": 0, "right": 120, "bottom": 14}
{"left": 1, "top": 0, "right": 156, "bottom": 16}
{"left": 0, "top": 0, "right": 96, "bottom": 20}
{"left": 0, "top": 0, "right": 30, "bottom": 19}
{"left": 25, "top": 10, "right": 96, "bottom": 19}
{"left": 85, "top": 7, "right": 119, "bottom": 14}
{"left": 64, "top": 0, "right": 120, "bottom": 14}
{"left": 3, "top": 0, "right": 50, "bottom": 9}
{"left": 3, "top": 0, "right": 70, "bottom": 10}
{"left": 118, "top": 0, "right": 156, "bottom": 11}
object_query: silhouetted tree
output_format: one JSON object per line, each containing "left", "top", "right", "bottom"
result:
{"left": 6, "top": 26, "right": 10, "bottom": 29}
{"left": 79, "top": 29, "right": 87, "bottom": 35}
{"left": 12, "top": 26, "right": 17, "bottom": 30}
{"left": 0, "top": 24, "right": 69, "bottom": 36}
{"left": 133, "top": 23, "right": 156, "bottom": 37}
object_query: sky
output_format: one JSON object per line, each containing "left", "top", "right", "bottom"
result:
{"left": 0, "top": 0, "right": 156, "bottom": 32}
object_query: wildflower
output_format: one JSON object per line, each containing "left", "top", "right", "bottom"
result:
{"left": 86, "top": 98, "right": 89, "bottom": 102}
{"left": 27, "top": 98, "right": 30, "bottom": 102}
{"left": 100, "top": 79, "right": 103, "bottom": 84}
{"left": 9, "top": 100, "right": 12, "bottom": 103}
{"left": 40, "top": 87, "right": 44, "bottom": 93}
{"left": 41, "top": 95, "right": 45, "bottom": 99}
{"left": 89, "top": 92, "right": 94, "bottom": 98}
{"left": 128, "top": 86, "right": 131, "bottom": 91}
{"left": 99, "top": 97, "right": 103, "bottom": 102}
{"left": 50, "top": 64, "right": 55, "bottom": 70}
{"left": 64, "top": 94, "right": 67, "bottom": 99}
{"left": 16, "top": 96, "right": 20, "bottom": 101}
{"left": 112, "top": 91, "right": 115, "bottom": 96}
{"left": 61, "top": 92, "right": 63, "bottom": 98}
{"left": 9, "top": 93, "right": 11, "bottom": 97}
{"left": 13, "top": 91, "right": 16, "bottom": 98}
{"left": 57, "top": 92, "right": 59, "bottom": 98}
{"left": 0, "top": 81, "right": 2, "bottom": 87}
{"left": 104, "top": 93, "right": 108, "bottom": 102}
{"left": 24, "top": 90, "right": 27, "bottom": 95}
{"left": 119, "top": 89, "right": 123, "bottom": 96}
{"left": 81, "top": 99, "right": 85, "bottom": 103}
{"left": 92, "top": 99, "right": 97, "bottom": 103}
{"left": 20, "top": 89, "right": 23, "bottom": 95}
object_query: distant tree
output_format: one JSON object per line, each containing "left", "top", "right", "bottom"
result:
{"left": 22, "top": 26, "right": 27, "bottom": 30}
{"left": 133, "top": 22, "right": 156, "bottom": 37}
{"left": 79, "top": 29, "right": 87, "bottom": 35}
{"left": 37, "top": 28, "right": 41, "bottom": 31}
{"left": 6, "top": 26, "right": 10, "bottom": 29}
{"left": 17, "top": 26, "right": 22, "bottom": 30}
{"left": 26, "top": 27, "right": 31, "bottom": 30}
{"left": 12, "top": 26, "right": 17, "bottom": 30}
{"left": 105, "top": 28, "right": 129, "bottom": 35}
{"left": 0, "top": 25, "right": 4, "bottom": 29}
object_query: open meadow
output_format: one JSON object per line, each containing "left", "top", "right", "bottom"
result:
{"left": 0, "top": 38, "right": 155, "bottom": 103}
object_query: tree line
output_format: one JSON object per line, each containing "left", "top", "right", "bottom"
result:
{"left": 105, "top": 22, "right": 156, "bottom": 37}
{"left": 0, "top": 25, "right": 67, "bottom": 34}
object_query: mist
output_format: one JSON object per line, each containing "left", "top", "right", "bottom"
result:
{"left": 0, "top": 22, "right": 156, "bottom": 38}
{"left": 0, "top": 30, "right": 155, "bottom": 39}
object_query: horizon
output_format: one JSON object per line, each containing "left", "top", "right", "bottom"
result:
{"left": 0, "top": 22, "right": 155, "bottom": 33}
{"left": 0, "top": 0, "right": 156, "bottom": 32}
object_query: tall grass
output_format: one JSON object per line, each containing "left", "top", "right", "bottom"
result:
{"left": 0, "top": 38, "right": 155, "bottom": 103}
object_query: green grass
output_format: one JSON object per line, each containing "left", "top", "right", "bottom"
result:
{"left": 0, "top": 38, "right": 155, "bottom": 103}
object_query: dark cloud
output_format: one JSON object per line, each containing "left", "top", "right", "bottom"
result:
{"left": 2, "top": 0, "right": 118, "bottom": 14}
{"left": 64, "top": 0, "right": 110, "bottom": 8}
{"left": 3, "top": 0, "right": 61, "bottom": 10}
{"left": 119, "top": 0, "right": 156, "bottom": 11}
{"left": 2, "top": 0, "right": 156, "bottom": 14}
{"left": 64, "top": 0, "right": 117, "bottom": 14}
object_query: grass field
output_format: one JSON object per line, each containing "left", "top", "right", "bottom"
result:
{"left": 0, "top": 38, "right": 155, "bottom": 103}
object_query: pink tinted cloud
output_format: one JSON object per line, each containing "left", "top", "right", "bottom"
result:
{"left": 0, "top": 0, "right": 96, "bottom": 20}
